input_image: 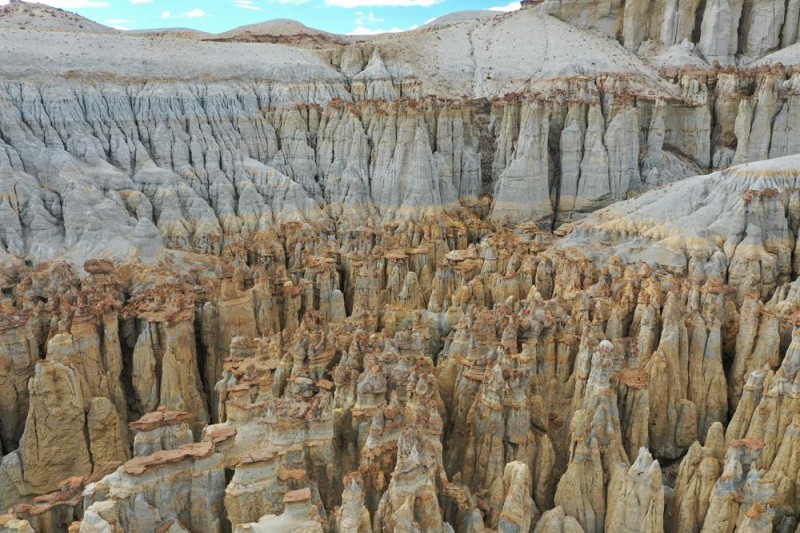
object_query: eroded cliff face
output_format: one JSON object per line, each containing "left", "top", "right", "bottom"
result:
{"left": 2, "top": 2, "right": 800, "bottom": 532}
{"left": 0, "top": 7, "right": 796, "bottom": 271}
{"left": 0, "top": 164, "right": 798, "bottom": 531}
{"left": 540, "top": 0, "right": 800, "bottom": 64}
{"left": 5, "top": 66, "right": 800, "bottom": 261}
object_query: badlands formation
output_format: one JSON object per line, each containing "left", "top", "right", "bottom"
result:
{"left": 2, "top": 0, "right": 800, "bottom": 531}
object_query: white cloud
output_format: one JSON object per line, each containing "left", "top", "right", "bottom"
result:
{"left": 347, "top": 11, "right": 420, "bottom": 35}
{"left": 160, "top": 10, "right": 171, "bottom": 18}
{"left": 327, "top": 0, "right": 440, "bottom": 7}
{"left": 348, "top": 26, "right": 400, "bottom": 35}
{"left": 488, "top": 1, "right": 521, "bottom": 11}
{"left": 267, "top": 0, "right": 310, "bottom": 4}
{"left": 234, "top": 0, "right": 262, "bottom": 9}
{"left": 354, "top": 10, "right": 383, "bottom": 25}
{"left": 348, "top": 23, "right": 418, "bottom": 35}
{"left": 182, "top": 8, "right": 208, "bottom": 18}
{"left": 129, "top": 0, "right": 153, "bottom": 4}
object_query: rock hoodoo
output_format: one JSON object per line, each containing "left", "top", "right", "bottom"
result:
{"left": 1, "top": 1, "right": 800, "bottom": 532}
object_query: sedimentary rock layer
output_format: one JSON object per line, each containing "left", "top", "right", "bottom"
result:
{"left": 1, "top": 2, "right": 800, "bottom": 532}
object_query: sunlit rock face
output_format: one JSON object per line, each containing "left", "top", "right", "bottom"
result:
{"left": 3, "top": 1, "right": 800, "bottom": 532}
{"left": 540, "top": 0, "right": 800, "bottom": 64}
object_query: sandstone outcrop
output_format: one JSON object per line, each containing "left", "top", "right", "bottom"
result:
{"left": 0, "top": 166, "right": 797, "bottom": 532}
{"left": 2, "top": 2, "right": 800, "bottom": 533}
{"left": 82, "top": 442, "right": 226, "bottom": 533}
{"left": 605, "top": 448, "right": 664, "bottom": 533}
{"left": 0, "top": 312, "right": 38, "bottom": 457}
{"left": 16, "top": 362, "right": 92, "bottom": 495}
{"left": 0, "top": 10, "right": 799, "bottom": 269}
{"left": 540, "top": 0, "right": 800, "bottom": 64}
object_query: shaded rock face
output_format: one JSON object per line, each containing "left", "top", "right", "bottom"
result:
{"left": 18, "top": 363, "right": 93, "bottom": 494}
{"left": 6, "top": 8, "right": 800, "bottom": 265}
{"left": 3, "top": 3, "right": 800, "bottom": 533}
{"left": 0, "top": 314, "right": 38, "bottom": 456}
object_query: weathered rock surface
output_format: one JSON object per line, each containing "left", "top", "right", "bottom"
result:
{"left": 540, "top": 0, "right": 800, "bottom": 64}
{"left": 0, "top": 160, "right": 796, "bottom": 532}
{"left": 6, "top": 4, "right": 800, "bottom": 269}
{"left": 2, "top": 2, "right": 800, "bottom": 533}
{"left": 129, "top": 409, "right": 194, "bottom": 457}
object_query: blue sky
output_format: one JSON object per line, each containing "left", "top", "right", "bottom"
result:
{"left": 0, "top": 0, "right": 521, "bottom": 34}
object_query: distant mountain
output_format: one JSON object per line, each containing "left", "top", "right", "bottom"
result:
{"left": 0, "top": 1, "right": 117, "bottom": 34}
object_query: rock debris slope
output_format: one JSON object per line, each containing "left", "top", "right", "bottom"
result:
{"left": 1, "top": 1, "right": 800, "bottom": 532}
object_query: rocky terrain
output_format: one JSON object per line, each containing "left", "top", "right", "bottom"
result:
{"left": 0, "top": 0, "right": 800, "bottom": 531}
